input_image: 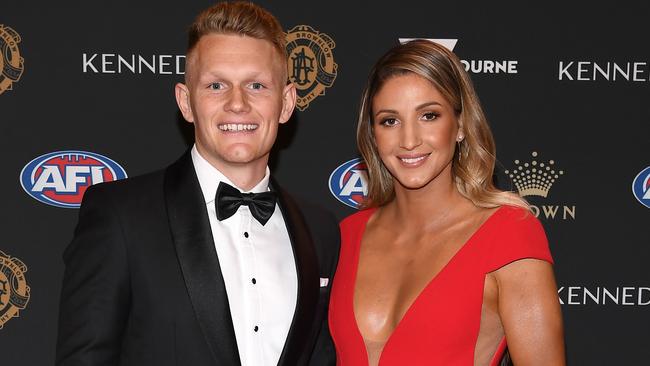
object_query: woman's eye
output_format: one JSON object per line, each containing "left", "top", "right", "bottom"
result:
{"left": 422, "top": 112, "right": 438, "bottom": 121}
{"left": 380, "top": 118, "right": 398, "bottom": 127}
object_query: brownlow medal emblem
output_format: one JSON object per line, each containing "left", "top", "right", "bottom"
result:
{"left": 0, "top": 251, "right": 30, "bottom": 329}
{"left": 0, "top": 25, "right": 24, "bottom": 95}
{"left": 286, "top": 25, "right": 338, "bottom": 111}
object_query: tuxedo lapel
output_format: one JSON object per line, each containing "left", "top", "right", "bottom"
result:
{"left": 272, "top": 180, "right": 320, "bottom": 366}
{"left": 164, "top": 152, "right": 241, "bottom": 366}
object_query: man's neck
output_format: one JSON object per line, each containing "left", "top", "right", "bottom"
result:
{"left": 194, "top": 146, "right": 269, "bottom": 192}
{"left": 224, "top": 166, "right": 267, "bottom": 192}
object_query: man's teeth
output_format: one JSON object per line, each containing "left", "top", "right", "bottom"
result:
{"left": 400, "top": 156, "right": 426, "bottom": 164}
{"left": 218, "top": 124, "right": 258, "bottom": 131}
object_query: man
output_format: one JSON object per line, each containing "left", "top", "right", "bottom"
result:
{"left": 55, "top": 2, "right": 340, "bottom": 365}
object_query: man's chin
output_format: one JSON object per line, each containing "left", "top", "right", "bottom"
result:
{"left": 221, "top": 152, "right": 269, "bottom": 167}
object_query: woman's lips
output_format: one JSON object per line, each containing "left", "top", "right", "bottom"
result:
{"left": 396, "top": 153, "right": 430, "bottom": 166}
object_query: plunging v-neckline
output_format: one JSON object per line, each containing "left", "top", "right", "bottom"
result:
{"left": 351, "top": 206, "right": 504, "bottom": 365}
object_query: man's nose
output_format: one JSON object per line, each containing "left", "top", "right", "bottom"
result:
{"left": 224, "top": 86, "right": 251, "bottom": 113}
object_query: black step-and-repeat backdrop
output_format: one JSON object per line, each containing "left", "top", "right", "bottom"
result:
{"left": 2, "top": 1, "right": 649, "bottom": 364}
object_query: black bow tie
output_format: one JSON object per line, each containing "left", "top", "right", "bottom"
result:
{"left": 215, "top": 182, "right": 277, "bottom": 226}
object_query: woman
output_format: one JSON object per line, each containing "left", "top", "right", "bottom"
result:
{"left": 328, "top": 40, "right": 565, "bottom": 366}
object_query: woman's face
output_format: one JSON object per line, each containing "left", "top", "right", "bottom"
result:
{"left": 372, "top": 73, "right": 463, "bottom": 191}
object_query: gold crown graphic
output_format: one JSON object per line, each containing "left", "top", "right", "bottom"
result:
{"left": 504, "top": 151, "right": 563, "bottom": 198}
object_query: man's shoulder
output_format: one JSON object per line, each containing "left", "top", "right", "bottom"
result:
{"left": 87, "top": 167, "right": 166, "bottom": 199}
{"left": 79, "top": 162, "right": 180, "bottom": 216}
{"left": 85, "top": 151, "right": 191, "bottom": 201}
{"left": 273, "top": 182, "right": 335, "bottom": 225}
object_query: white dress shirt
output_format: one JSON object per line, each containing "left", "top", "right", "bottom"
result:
{"left": 191, "top": 146, "right": 297, "bottom": 366}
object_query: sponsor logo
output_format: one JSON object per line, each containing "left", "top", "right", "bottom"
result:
{"left": 82, "top": 53, "right": 185, "bottom": 75}
{"left": 558, "top": 286, "right": 650, "bottom": 306}
{"left": 505, "top": 151, "right": 563, "bottom": 198}
{"left": 558, "top": 61, "right": 650, "bottom": 82}
{"left": 632, "top": 166, "right": 650, "bottom": 208}
{"left": 329, "top": 158, "right": 368, "bottom": 209}
{"left": 0, "top": 25, "right": 24, "bottom": 95}
{"left": 0, "top": 251, "right": 30, "bottom": 329}
{"left": 20, "top": 151, "right": 127, "bottom": 208}
{"left": 399, "top": 38, "right": 518, "bottom": 75}
{"left": 504, "top": 151, "right": 575, "bottom": 220}
{"left": 286, "top": 25, "right": 338, "bottom": 111}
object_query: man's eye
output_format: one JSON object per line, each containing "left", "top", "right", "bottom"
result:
{"left": 422, "top": 112, "right": 438, "bottom": 121}
{"left": 209, "top": 83, "right": 223, "bottom": 90}
{"left": 250, "top": 82, "right": 264, "bottom": 90}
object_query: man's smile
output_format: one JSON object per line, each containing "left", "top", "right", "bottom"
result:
{"left": 217, "top": 123, "right": 259, "bottom": 132}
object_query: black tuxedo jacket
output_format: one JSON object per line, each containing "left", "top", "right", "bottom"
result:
{"left": 56, "top": 152, "right": 340, "bottom": 366}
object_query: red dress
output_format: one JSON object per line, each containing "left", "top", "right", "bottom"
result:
{"left": 328, "top": 206, "right": 553, "bottom": 365}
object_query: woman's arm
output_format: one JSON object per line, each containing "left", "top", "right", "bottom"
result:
{"left": 495, "top": 258, "right": 566, "bottom": 365}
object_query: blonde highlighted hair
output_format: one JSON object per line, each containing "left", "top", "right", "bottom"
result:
{"left": 357, "top": 39, "right": 528, "bottom": 210}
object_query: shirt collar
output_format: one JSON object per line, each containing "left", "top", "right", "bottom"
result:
{"left": 191, "top": 144, "right": 271, "bottom": 204}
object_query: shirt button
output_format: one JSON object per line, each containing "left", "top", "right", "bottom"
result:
{"left": 244, "top": 232, "right": 249, "bottom": 238}
{"left": 254, "top": 325, "right": 259, "bottom": 332}
{"left": 252, "top": 278, "right": 257, "bottom": 284}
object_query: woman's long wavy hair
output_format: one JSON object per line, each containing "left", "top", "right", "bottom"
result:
{"left": 357, "top": 39, "right": 528, "bottom": 210}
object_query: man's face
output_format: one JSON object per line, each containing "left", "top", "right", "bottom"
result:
{"left": 176, "top": 34, "right": 295, "bottom": 175}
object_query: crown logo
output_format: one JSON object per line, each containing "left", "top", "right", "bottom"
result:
{"left": 505, "top": 151, "right": 563, "bottom": 198}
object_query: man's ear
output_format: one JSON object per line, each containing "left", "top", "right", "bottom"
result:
{"left": 279, "top": 82, "right": 297, "bottom": 124}
{"left": 175, "top": 83, "right": 194, "bottom": 123}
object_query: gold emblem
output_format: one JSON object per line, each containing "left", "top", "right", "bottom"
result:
{"left": 505, "top": 152, "right": 575, "bottom": 220}
{"left": 286, "top": 25, "right": 337, "bottom": 111}
{"left": 505, "top": 151, "right": 564, "bottom": 198}
{"left": 0, "top": 25, "right": 24, "bottom": 95}
{"left": 0, "top": 251, "right": 30, "bottom": 329}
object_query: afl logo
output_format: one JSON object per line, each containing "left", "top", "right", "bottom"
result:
{"left": 0, "top": 25, "right": 24, "bottom": 95}
{"left": 20, "top": 151, "right": 127, "bottom": 208}
{"left": 329, "top": 158, "right": 368, "bottom": 209}
{"left": 286, "top": 25, "right": 337, "bottom": 111}
{"left": 632, "top": 166, "right": 650, "bottom": 209}
{"left": 0, "top": 250, "right": 30, "bottom": 329}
